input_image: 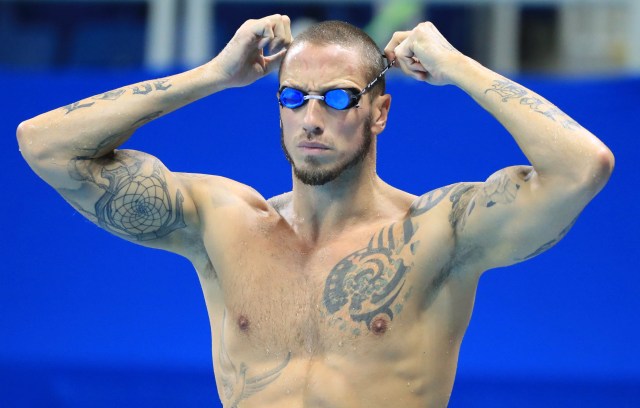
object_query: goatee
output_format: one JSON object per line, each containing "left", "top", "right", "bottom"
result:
{"left": 280, "top": 116, "right": 373, "bottom": 186}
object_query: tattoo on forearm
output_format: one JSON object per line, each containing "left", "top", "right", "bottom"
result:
{"left": 131, "top": 111, "right": 163, "bottom": 127}
{"left": 62, "top": 101, "right": 95, "bottom": 114}
{"left": 61, "top": 78, "right": 172, "bottom": 115}
{"left": 485, "top": 79, "right": 582, "bottom": 130}
{"left": 218, "top": 311, "right": 291, "bottom": 407}
{"left": 131, "top": 79, "right": 172, "bottom": 95}
{"left": 92, "top": 89, "right": 126, "bottom": 101}
{"left": 323, "top": 218, "right": 417, "bottom": 336}
{"left": 517, "top": 216, "right": 578, "bottom": 261}
{"left": 68, "top": 151, "right": 186, "bottom": 241}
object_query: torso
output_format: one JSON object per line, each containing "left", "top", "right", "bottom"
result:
{"left": 189, "top": 179, "right": 481, "bottom": 408}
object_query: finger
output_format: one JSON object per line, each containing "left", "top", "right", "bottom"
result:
{"left": 252, "top": 16, "right": 277, "bottom": 49}
{"left": 270, "top": 15, "right": 289, "bottom": 54}
{"left": 384, "top": 30, "right": 411, "bottom": 63}
{"left": 393, "top": 39, "right": 416, "bottom": 73}
{"left": 282, "top": 15, "right": 292, "bottom": 45}
{"left": 394, "top": 39, "right": 430, "bottom": 82}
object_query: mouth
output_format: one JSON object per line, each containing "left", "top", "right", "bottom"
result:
{"left": 297, "top": 142, "right": 332, "bottom": 152}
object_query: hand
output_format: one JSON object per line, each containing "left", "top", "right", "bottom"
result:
{"left": 384, "top": 22, "right": 463, "bottom": 86}
{"left": 211, "top": 14, "right": 292, "bottom": 88}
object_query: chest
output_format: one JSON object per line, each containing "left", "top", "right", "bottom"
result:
{"left": 206, "top": 215, "right": 454, "bottom": 355}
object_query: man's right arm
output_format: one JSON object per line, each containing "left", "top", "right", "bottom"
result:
{"left": 16, "top": 14, "right": 292, "bottom": 257}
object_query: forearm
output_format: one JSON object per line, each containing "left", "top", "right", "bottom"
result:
{"left": 448, "top": 56, "right": 614, "bottom": 186}
{"left": 17, "top": 62, "right": 228, "bottom": 162}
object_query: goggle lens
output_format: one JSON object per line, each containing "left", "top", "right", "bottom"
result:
{"left": 279, "top": 87, "right": 305, "bottom": 108}
{"left": 278, "top": 87, "right": 357, "bottom": 110}
{"left": 324, "top": 89, "right": 352, "bottom": 110}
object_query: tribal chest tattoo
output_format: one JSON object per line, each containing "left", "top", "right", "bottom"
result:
{"left": 322, "top": 218, "right": 419, "bottom": 336}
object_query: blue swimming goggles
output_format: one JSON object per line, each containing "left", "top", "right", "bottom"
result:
{"left": 278, "top": 58, "right": 395, "bottom": 111}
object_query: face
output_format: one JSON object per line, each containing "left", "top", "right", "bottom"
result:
{"left": 279, "top": 43, "right": 388, "bottom": 186}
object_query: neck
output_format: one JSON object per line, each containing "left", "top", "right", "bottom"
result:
{"left": 289, "top": 154, "right": 383, "bottom": 243}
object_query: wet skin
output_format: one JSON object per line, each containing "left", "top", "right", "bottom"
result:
{"left": 18, "top": 20, "right": 613, "bottom": 407}
{"left": 188, "top": 44, "right": 483, "bottom": 407}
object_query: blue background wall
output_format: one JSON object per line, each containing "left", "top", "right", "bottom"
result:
{"left": 1, "top": 69, "right": 639, "bottom": 407}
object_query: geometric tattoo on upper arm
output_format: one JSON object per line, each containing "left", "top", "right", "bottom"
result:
{"left": 68, "top": 151, "right": 186, "bottom": 241}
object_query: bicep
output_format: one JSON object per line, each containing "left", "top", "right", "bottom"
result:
{"left": 56, "top": 149, "right": 200, "bottom": 256}
{"left": 453, "top": 166, "right": 586, "bottom": 270}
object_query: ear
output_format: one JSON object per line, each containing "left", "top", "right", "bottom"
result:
{"left": 371, "top": 94, "right": 391, "bottom": 136}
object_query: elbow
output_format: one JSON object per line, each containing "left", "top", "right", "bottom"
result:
{"left": 582, "top": 146, "right": 615, "bottom": 195}
{"left": 17, "top": 119, "right": 54, "bottom": 167}
{"left": 16, "top": 120, "right": 38, "bottom": 163}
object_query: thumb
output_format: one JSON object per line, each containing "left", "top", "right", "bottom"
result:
{"left": 264, "top": 48, "right": 288, "bottom": 74}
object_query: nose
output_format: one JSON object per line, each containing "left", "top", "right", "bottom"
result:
{"left": 302, "top": 99, "right": 324, "bottom": 137}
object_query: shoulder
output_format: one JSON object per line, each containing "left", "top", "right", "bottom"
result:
{"left": 409, "top": 182, "right": 482, "bottom": 223}
{"left": 176, "top": 172, "right": 273, "bottom": 214}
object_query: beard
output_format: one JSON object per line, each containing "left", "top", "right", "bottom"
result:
{"left": 281, "top": 116, "right": 374, "bottom": 186}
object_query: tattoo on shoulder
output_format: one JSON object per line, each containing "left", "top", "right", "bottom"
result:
{"left": 218, "top": 311, "right": 291, "bottom": 407}
{"left": 410, "top": 184, "right": 456, "bottom": 217}
{"left": 449, "top": 183, "right": 478, "bottom": 231}
{"left": 450, "top": 169, "right": 529, "bottom": 231}
{"left": 485, "top": 79, "right": 582, "bottom": 130}
{"left": 68, "top": 151, "right": 186, "bottom": 241}
{"left": 479, "top": 171, "right": 521, "bottom": 208}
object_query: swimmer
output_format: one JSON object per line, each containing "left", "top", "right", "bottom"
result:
{"left": 17, "top": 15, "right": 614, "bottom": 407}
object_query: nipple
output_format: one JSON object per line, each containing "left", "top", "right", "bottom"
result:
{"left": 370, "top": 315, "right": 389, "bottom": 335}
{"left": 237, "top": 315, "right": 250, "bottom": 332}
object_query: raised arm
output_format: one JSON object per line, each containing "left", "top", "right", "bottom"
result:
{"left": 386, "top": 22, "right": 614, "bottom": 271}
{"left": 17, "top": 15, "right": 292, "bottom": 257}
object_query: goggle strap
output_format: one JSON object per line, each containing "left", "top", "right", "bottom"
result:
{"left": 358, "top": 58, "right": 396, "bottom": 98}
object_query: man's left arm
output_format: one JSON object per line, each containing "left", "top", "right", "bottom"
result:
{"left": 386, "top": 23, "right": 615, "bottom": 270}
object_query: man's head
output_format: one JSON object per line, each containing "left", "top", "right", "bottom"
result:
{"left": 278, "top": 21, "right": 391, "bottom": 186}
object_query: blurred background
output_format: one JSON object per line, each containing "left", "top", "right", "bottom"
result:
{"left": 1, "top": 0, "right": 639, "bottom": 407}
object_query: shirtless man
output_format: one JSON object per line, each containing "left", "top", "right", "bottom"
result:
{"left": 17, "top": 14, "right": 613, "bottom": 408}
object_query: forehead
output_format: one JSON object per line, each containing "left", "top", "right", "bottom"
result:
{"left": 280, "top": 43, "right": 368, "bottom": 88}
